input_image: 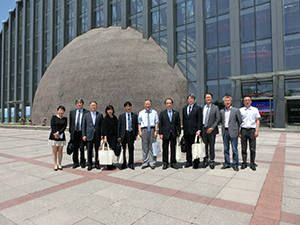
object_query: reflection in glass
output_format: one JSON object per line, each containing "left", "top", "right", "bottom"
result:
{"left": 284, "top": 33, "right": 300, "bottom": 70}
{"left": 240, "top": 0, "right": 254, "bottom": 9}
{"left": 206, "top": 17, "right": 217, "bottom": 48}
{"left": 137, "top": 13, "right": 143, "bottom": 32}
{"left": 218, "top": 14, "right": 230, "bottom": 46}
{"left": 256, "top": 0, "right": 270, "bottom": 4}
{"left": 242, "top": 41, "right": 256, "bottom": 75}
{"left": 160, "top": 30, "right": 167, "bottom": 52}
{"left": 206, "top": 48, "right": 218, "bottom": 79}
{"left": 189, "top": 82, "right": 198, "bottom": 97}
{"left": 219, "top": 79, "right": 231, "bottom": 99}
{"left": 241, "top": 7, "right": 255, "bottom": 42}
{"left": 256, "top": 3, "right": 271, "bottom": 39}
{"left": 186, "top": 0, "right": 195, "bottom": 23}
{"left": 130, "top": 15, "right": 137, "bottom": 29}
{"left": 152, "top": 8, "right": 159, "bottom": 32}
{"left": 177, "top": 54, "right": 187, "bottom": 76}
{"left": 177, "top": 26, "right": 186, "bottom": 54}
{"left": 283, "top": 0, "right": 300, "bottom": 34}
{"left": 186, "top": 23, "right": 196, "bottom": 52}
{"left": 206, "top": 0, "right": 216, "bottom": 18}
{"left": 257, "top": 81, "right": 273, "bottom": 97}
{"left": 256, "top": 38, "right": 272, "bottom": 73}
{"left": 218, "top": 0, "right": 229, "bottom": 15}
{"left": 219, "top": 46, "right": 231, "bottom": 78}
{"left": 285, "top": 79, "right": 300, "bottom": 96}
{"left": 207, "top": 80, "right": 219, "bottom": 102}
{"left": 187, "top": 52, "right": 196, "bottom": 82}
{"left": 160, "top": 4, "right": 167, "bottom": 31}
{"left": 177, "top": 0, "right": 186, "bottom": 26}
{"left": 242, "top": 82, "right": 256, "bottom": 96}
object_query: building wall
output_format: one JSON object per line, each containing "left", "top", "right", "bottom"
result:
{"left": 1, "top": 0, "right": 300, "bottom": 127}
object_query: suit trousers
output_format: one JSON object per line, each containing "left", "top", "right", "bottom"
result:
{"left": 202, "top": 127, "right": 216, "bottom": 164}
{"left": 72, "top": 131, "right": 86, "bottom": 165}
{"left": 122, "top": 131, "right": 135, "bottom": 166}
{"left": 223, "top": 130, "right": 239, "bottom": 167}
{"left": 184, "top": 134, "right": 200, "bottom": 166}
{"left": 241, "top": 128, "right": 256, "bottom": 165}
{"left": 141, "top": 128, "right": 156, "bottom": 167}
{"left": 86, "top": 135, "right": 100, "bottom": 166}
{"left": 162, "top": 133, "right": 176, "bottom": 165}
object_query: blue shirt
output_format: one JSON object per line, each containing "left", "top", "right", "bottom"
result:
{"left": 138, "top": 109, "right": 159, "bottom": 128}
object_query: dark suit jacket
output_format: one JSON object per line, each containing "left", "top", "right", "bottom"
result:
{"left": 159, "top": 109, "right": 181, "bottom": 140}
{"left": 82, "top": 111, "right": 103, "bottom": 142}
{"left": 202, "top": 104, "right": 220, "bottom": 135}
{"left": 182, "top": 104, "right": 203, "bottom": 135}
{"left": 117, "top": 112, "right": 138, "bottom": 140}
{"left": 220, "top": 107, "right": 242, "bottom": 138}
{"left": 69, "top": 108, "right": 89, "bottom": 140}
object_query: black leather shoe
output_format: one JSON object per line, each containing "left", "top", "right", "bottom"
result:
{"left": 221, "top": 165, "right": 230, "bottom": 170}
{"left": 121, "top": 164, "right": 127, "bottom": 170}
{"left": 128, "top": 165, "right": 135, "bottom": 170}
{"left": 95, "top": 164, "right": 101, "bottom": 170}
{"left": 185, "top": 162, "right": 192, "bottom": 168}
{"left": 233, "top": 166, "right": 239, "bottom": 171}
{"left": 241, "top": 164, "right": 247, "bottom": 170}
{"left": 58, "top": 165, "right": 63, "bottom": 170}
{"left": 54, "top": 166, "right": 58, "bottom": 171}
{"left": 210, "top": 164, "right": 215, "bottom": 170}
{"left": 80, "top": 162, "right": 86, "bottom": 168}
{"left": 141, "top": 165, "right": 148, "bottom": 169}
{"left": 151, "top": 166, "right": 155, "bottom": 170}
{"left": 87, "top": 165, "right": 92, "bottom": 171}
{"left": 171, "top": 164, "right": 178, "bottom": 170}
{"left": 162, "top": 164, "right": 168, "bottom": 170}
{"left": 250, "top": 165, "right": 256, "bottom": 171}
{"left": 202, "top": 163, "right": 208, "bottom": 168}
{"left": 72, "top": 163, "right": 79, "bottom": 169}
{"left": 107, "top": 165, "right": 116, "bottom": 170}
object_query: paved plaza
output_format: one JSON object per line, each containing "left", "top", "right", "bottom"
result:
{"left": 0, "top": 127, "right": 299, "bottom": 225}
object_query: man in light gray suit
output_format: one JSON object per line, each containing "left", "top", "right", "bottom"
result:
{"left": 220, "top": 95, "right": 242, "bottom": 171}
{"left": 202, "top": 93, "right": 220, "bottom": 169}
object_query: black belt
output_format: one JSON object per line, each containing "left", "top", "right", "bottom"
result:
{"left": 141, "top": 127, "right": 155, "bottom": 129}
{"left": 126, "top": 130, "right": 133, "bottom": 133}
{"left": 225, "top": 128, "right": 228, "bottom": 130}
{"left": 241, "top": 127, "right": 255, "bottom": 130}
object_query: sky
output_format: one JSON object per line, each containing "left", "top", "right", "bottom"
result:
{"left": 0, "top": 0, "right": 17, "bottom": 31}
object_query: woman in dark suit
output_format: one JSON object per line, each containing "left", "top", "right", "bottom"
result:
{"left": 49, "top": 106, "right": 67, "bottom": 171}
{"left": 102, "top": 105, "right": 118, "bottom": 170}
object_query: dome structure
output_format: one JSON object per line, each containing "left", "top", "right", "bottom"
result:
{"left": 31, "top": 27, "right": 188, "bottom": 125}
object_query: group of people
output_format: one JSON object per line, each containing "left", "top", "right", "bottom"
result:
{"left": 49, "top": 93, "right": 261, "bottom": 172}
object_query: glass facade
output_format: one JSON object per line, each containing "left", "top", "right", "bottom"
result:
{"left": 1, "top": 0, "right": 300, "bottom": 127}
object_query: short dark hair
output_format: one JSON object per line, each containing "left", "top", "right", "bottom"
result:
{"left": 222, "top": 95, "right": 232, "bottom": 101}
{"left": 243, "top": 95, "right": 252, "bottom": 101}
{"left": 144, "top": 99, "right": 152, "bottom": 103}
{"left": 105, "top": 105, "right": 115, "bottom": 115}
{"left": 89, "top": 101, "right": 97, "bottom": 105}
{"left": 57, "top": 105, "right": 66, "bottom": 111}
{"left": 187, "top": 93, "right": 196, "bottom": 100}
{"left": 124, "top": 101, "right": 132, "bottom": 107}
{"left": 75, "top": 98, "right": 84, "bottom": 105}
{"left": 205, "top": 93, "right": 213, "bottom": 99}
{"left": 164, "top": 98, "right": 173, "bottom": 104}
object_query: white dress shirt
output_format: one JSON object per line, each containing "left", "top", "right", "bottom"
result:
{"left": 240, "top": 106, "right": 261, "bottom": 129}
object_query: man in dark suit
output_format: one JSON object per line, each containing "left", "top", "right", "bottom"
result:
{"left": 220, "top": 95, "right": 242, "bottom": 171}
{"left": 69, "top": 98, "right": 89, "bottom": 169}
{"left": 117, "top": 101, "right": 138, "bottom": 170}
{"left": 202, "top": 93, "right": 220, "bottom": 169}
{"left": 159, "top": 98, "right": 181, "bottom": 170}
{"left": 82, "top": 101, "right": 103, "bottom": 171}
{"left": 182, "top": 94, "right": 202, "bottom": 169}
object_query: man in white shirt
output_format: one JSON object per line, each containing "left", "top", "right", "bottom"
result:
{"left": 138, "top": 99, "right": 159, "bottom": 169}
{"left": 239, "top": 96, "right": 261, "bottom": 171}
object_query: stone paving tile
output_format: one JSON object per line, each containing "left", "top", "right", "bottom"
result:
{"left": 46, "top": 172, "right": 84, "bottom": 184}
{"left": 194, "top": 174, "right": 230, "bottom": 187}
{"left": 281, "top": 196, "right": 300, "bottom": 216}
{"left": 132, "top": 211, "right": 191, "bottom": 225}
{"left": 283, "top": 177, "right": 300, "bottom": 187}
{"left": 284, "top": 165, "right": 300, "bottom": 179}
{"left": 195, "top": 205, "right": 252, "bottom": 225}
{"left": 0, "top": 183, "right": 28, "bottom": 203}
{"left": 283, "top": 185, "right": 300, "bottom": 199}
{"left": 233, "top": 170, "right": 266, "bottom": 182}
{"left": 74, "top": 217, "right": 105, "bottom": 225}
{"left": 181, "top": 181, "right": 224, "bottom": 198}
{"left": 153, "top": 176, "right": 191, "bottom": 190}
{"left": 0, "top": 214, "right": 15, "bottom": 225}
{"left": 224, "top": 178, "right": 264, "bottom": 192}
{"left": 168, "top": 168, "right": 207, "bottom": 181}
{"left": 130, "top": 172, "right": 165, "bottom": 185}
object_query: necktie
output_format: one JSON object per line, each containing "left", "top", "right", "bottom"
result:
{"left": 75, "top": 110, "right": 80, "bottom": 131}
{"left": 147, "top": 111, "right": 150, "bottom": 131}
{"left": 128, "top": 113, "right": 132, "bottom": 132}
{"left": 92, "top": 112, "right": 96, "bottom": 125}
{"left": 205, "top": 105, "right": 210, "bottom": 127}
{"left": 189, "top": 106, "right": 192, "bottom": 117}
{"left": 169, "top": 110, "right": 172, "bottom": 122}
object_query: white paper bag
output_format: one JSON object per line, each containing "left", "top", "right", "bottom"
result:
{"left": 152, "top": 140, "right": 161, "bottom": 156}
{"left": 99, "top": 143, "right": 114, "bottom": 165}
{"left": 192, "top": 136, "right": 204, "bottom": 161}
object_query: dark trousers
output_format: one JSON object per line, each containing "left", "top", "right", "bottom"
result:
{"left": 202, "top": 127, "right": 216, "bottom": 164}
{"left": 86, "top": 135, "right": 100, "bottom": 166}
{"left": 162, "top": 133, "right": 176, "bottom": 165}
{"left": 72, "top": 131, "right": 86, "bottom": 165}
{"left": 241, "top": 128, "right": 256, "bottom": 165}
{"left": 184, "top": 134, "right": 200, "bottom": 165}
{"left": 122, "top": 131, "right": 135, "bottom": 166}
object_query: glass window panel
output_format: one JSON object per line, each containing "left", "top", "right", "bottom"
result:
{"left": 219, "top": 79, "right": 232, "bottom": 99}
{"left": 152, "top": 0, "right": 159, "bottom": 7}
{"left": 160, "top": 4, "right": 167, "bottom": 31}
{"left": 137, "top": 13, "right": 143, "bottom": 32}
{"left": 283, "top": 0, "right": 300, "bottom": 34}
{"left": 284, "top": 33, "right": 300, "bottom": 70}
{"left": 240, "top": 0, "right": 254, "bottom": 9}
{"left": 152, "top": 8, "right": 159, "bottom": 33}
{"left": 186, "top": 23, "right": 196, "bottom": 52}
{"left": 207, "top": 80, "right": 219, "bottom": 102}
{"left": 177, "top": 0, "right": 186, "bottom": 26}
{"left": 160, "top": 30, "right": 167, "bottom": 52}
{"left": 187, "top": 52, "right": 196, "bottom": 82}
{"left": 131, "top": 0, "right": 136, "bottom": 14}
{"left": 242, "top": 82, "right": 256, "bottom": 97}
{"left": 130, "top": 15, "right": 137, "bottom": 29}
{"left": 218, "top": 14, "right": 230, "bottom": 46}
{"left": 256, "top": 3, "right": 271, "bottom": 39}
{"left": 256, "top": 38, "right": 272, "bottom": 73}
{"left": 177, "top": 26, "right": 186, "bottom": 54}
{"left": 219, "top": 46, "right": 231, "bottom": 78}
{"left": 137, "top": 0, "right": 143, "bottom": 12}
{"left": 206, "top": 17, "right": 217, "bottom": 48}
{"left": 241, "top": 7, "right": 255, "bottom": 42}
{"left": 207, "top": 48, "right": 218, "bottom": 79}
{"left": 285, "top": 79, "right": 300, "bottom": 96}
{"left": 186, "top": 0, "right": 195, "bottom": 23}
{"left": 242, "top": 41, "right": 256, "bottom": 75}
{"left": 206, "top": 0, "right": 217, "bottom": 18}
{"left": 256, "top": 0, "right": 270, "bottom": 4}
{"left": 161, "top": 0, "right": 167, "bottom": 4}
{"left": 151, "top": 32, "right": 159, "bottom": 45}
{"left": 188, "top": 82, "right": 197, "bottom": 97}
{"left": 257, "top": 81, "right": 272, "bottom": 97}
{"left": 218, "top": 0, "right": 229, "bottom": 15}
{"left": 177, "top": 54, "right": 187, "bottom": 76}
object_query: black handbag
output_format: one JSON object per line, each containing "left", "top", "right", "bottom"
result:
{"left": 179, "top": 136, "right": 187, "bottom": 153}
{"left": 114, "top": 140, "right": 122, "bottom": 157}
{"left": 67, "top": 141, "right": 74, "bottom": 155}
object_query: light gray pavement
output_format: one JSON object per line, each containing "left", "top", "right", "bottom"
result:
{"left": 0, "top": 127, "right": 299, "bottom": 225}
